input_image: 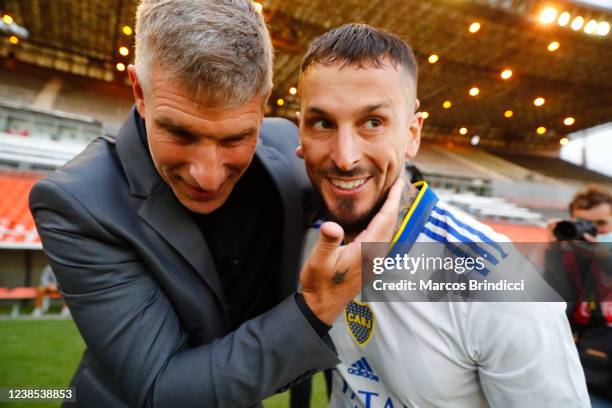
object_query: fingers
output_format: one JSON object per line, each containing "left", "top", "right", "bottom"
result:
{"left": 356, "top": 177, "right": 404, "bottom": 243}
{"left": 309, "top": 222, "right": 344, "bottom": 266}
{"left": 583, "top": 233, "right": 598, "bottom": 243}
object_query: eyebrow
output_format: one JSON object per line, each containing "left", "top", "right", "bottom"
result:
{"left": 155, "top": 117, "right": 257, "bottom": 139}
{"left": 155, "top": 117, "right": 197, "bottom": 136}
{"left": 305, "top": 102, "right": 392, "bottom": 116}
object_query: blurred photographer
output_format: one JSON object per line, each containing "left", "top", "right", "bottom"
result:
{"left": 548, "top": 187, "right": 612, "bottom": 243}
{"left": 546, "top": 187, "right": 612, "bottom": 405}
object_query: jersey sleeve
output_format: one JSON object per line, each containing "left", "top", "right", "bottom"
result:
{"left": 466, "top": 301, "right": 590, "bottom": 407}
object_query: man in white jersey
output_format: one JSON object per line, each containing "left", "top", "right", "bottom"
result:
{"left": 296, "top": 24, "right": 589, "bottom": 407}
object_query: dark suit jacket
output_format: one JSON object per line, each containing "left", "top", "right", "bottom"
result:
{"left": 29, "top": 108, "right": 339, "bottom": 407}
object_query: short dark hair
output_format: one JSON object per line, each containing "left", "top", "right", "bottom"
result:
{"left": 300, "top": 23, "right": 418, "bottom": 83}
{"left": 569, "top": 187, "right": 612, "bottom": 215}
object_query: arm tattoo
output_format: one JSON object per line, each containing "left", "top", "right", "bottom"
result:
{"left": 332, "top": 268, "right": 349, "bottom": 285}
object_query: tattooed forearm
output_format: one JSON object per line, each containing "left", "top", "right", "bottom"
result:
{"left": 332, "top": 268, "right": 349, "bottom": 284}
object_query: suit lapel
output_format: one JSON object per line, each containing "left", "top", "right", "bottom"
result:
{"left": 257, "top": 143, "right": 305, "bottom": 298}
{"left": 137, "top": 181, "right": 227, "bottom": 309}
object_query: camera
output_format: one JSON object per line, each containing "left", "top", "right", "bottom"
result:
{"left": 553, "top": 219, "right": 597, "bottom": 241}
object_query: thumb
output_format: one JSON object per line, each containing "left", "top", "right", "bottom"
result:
{"left": 311, "top": 222, "right": 344, "bottom": 262}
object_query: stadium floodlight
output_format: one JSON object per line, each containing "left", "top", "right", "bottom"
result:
{"left": 571, "top": 16, "right": 584, "bottom": 31}
{"left": 547, "top": 41, "right": 560, "bottom": 51}
{"left": 0, "top": 18, "right": 29, "bottom": 39}
{"left": 596, "top": 21, "right": 610, "bottom": 36}
{"left": 539, "top": 7, "right": 558, "bottom": 24}
{"left": 557, "top": 11, "right": 571, "bottom": 27}
{"left": 584, "top": 19, "right": 598, "bottom": 34}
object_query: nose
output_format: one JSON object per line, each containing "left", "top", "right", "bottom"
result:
{"left": 189, "top": 145, "right": 226, "bottom": 192}
{"left": 331, "top": 125, "right": 362, "bottom": 171}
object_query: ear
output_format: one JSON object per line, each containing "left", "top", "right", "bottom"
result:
{"left": 128, "top": 65, "right": 146, "bottom": 118}
{"left": 405, "top": 98, "right": 423, "bottom": 159}
{"left": 262, "top": 89, "right": 272, "bottom": 117}
{"left": 295, "top": 110, "right": 306, "bottom": 159}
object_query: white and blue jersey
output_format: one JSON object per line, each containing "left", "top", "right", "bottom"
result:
{"left": 320, "top": 182, "right": 589, "bottom": 408}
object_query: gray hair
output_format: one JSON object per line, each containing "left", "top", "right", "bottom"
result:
{"left": 135, "top": 0, "right": 273, "bottom": 107}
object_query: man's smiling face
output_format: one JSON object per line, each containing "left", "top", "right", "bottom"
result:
{"left": 298, "top": 58, "right": 422, "bottom": 235}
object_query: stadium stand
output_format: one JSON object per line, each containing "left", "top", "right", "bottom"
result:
{"left": 0, "top": 170, "right": 43, "bottom": 248}
{"left": 0, "top": 61, "right": 133, "bottom": 126}
{"left": 413, "top": 144, "right": 494, "bottom": 181}
{"left": 0, "top": 99, "right": 103, "bottom": 144}
{"left": 488, "top": 150, "right": 612, "bottom": 186}
{"left": 0, "top": 63, "right": 50, "bottom": 106}
{"left": 53, "top": 72, "right": 133, "bottom": 125}
{"left": 441, "top": 144, "right": 560, "bottom": 184}
{"left": 437, "top": 189, "right": 545, "bottom": 224}
{"left": 481, "top": 221, "right": 548, "bottom": 242}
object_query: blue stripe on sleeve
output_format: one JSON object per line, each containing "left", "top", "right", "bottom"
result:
{"left": 431, "top": 206, "right": 507, "bottom": 259}
{"left": 426, "top": 216, "right": 499, "bottom": 265}
{"left": 421, "top": 227, "right": 491, "bottom": 276}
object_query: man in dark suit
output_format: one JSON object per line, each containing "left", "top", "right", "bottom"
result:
{"left": 29, "top": 1, "right": 402, "bottom": 407}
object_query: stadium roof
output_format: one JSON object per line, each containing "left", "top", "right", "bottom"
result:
{"left": 1, "top": 0, "right": 611, "bottom": 150}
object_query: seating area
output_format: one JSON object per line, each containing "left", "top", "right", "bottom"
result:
{"left": 0, "top": 171, "right": 44, "bottom": 248}
{"left": 413, "top": 144, "right": 495, "bottom": 181}
{"left": 53, "top": 74, "right": 134, "bottom": 125}
{"left": 0, "top": 99, "right": 104, "bottom": 145}
{"left": 442, "top": 144, "right": 558, "bottom": 184}
{"left": 0, "top": 62, "right": 134, "bottom": 127}
{"left": 437, "top": 189, "right": 545, "bottom": 226}
{"left": 481, "top": 221, "right": 548, "bottom": 243}
{"left": 488, "top": 150, "right": 612, "bottom": 185}
{"left": 0, "top": 65, "right": 50, "bottom": 106}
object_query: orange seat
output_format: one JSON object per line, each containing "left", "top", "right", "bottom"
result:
{"left": 0, "top": 287, "right": 37, "bottom": 299}
{"left": 0, "top": 171, "right": 44, "bottom": 246}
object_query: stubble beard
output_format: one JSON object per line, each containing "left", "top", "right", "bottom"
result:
{"left": 327, "top": 192, "right": 388, "bottom": 238}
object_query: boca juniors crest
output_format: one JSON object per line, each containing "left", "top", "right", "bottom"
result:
{"left": 345, "top": 301, "right": 375, "bottom": 346}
